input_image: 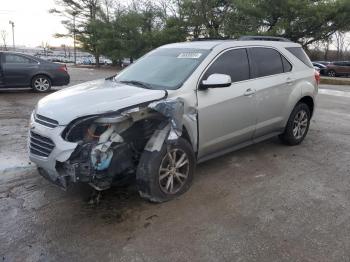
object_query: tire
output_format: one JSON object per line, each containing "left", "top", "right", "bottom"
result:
{"left": 136, "top": 137, "right": 196, "bottom": 203}
{"left": 327, "top": 70, "right": 336, "bottom": 77}
{"left": 279, "top": 103, "right": 311, "bottom": 146}
{"left": 31, "top": 75, "right": 52, "bottom": 92}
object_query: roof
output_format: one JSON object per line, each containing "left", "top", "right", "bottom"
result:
{"left": 161, "top": 41, "right": 226, "bottom": 50}
{"left": 160, "top": 39, "right": 300, "bottom": 50}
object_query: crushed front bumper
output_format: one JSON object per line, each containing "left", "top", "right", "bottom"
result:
{"left": 28, "top": 114, "right": 78, "bottom": 189}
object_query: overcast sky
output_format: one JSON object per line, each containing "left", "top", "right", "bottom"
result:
{"left": 0, "top": 0, "right": 72, "bottom": 47}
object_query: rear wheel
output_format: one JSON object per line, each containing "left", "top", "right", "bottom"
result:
{"left": 136, "top": 137, "right": 195, "bottom": 203}
{"left": 327, "top": 70, "right": 336, "bottom": 77}
{"left": 279, "top": 103, "right": 311, "bottom": 146}
{"left": 32, "top": 75, "right": 51, "bottom": 92}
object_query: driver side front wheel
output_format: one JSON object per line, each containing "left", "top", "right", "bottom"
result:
{"left": 136, "top": 137, "right": 195, "bottom": 203}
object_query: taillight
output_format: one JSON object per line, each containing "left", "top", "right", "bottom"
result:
{"left": 58, "top": 64, "right": 68, "bottom": 73}
{"left": 314, "top": 70, "right": 320, "bottom": 85}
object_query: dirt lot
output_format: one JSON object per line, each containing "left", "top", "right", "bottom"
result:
{"left": 1, "top": 68, "right": 350, "bottom": 261}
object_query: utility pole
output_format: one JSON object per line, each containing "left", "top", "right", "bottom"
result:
{"left": 8, "top": 20, "right": 15, "bottom": 50}
{"left": 73, "top": 12, "right": 77, "bottom": 65}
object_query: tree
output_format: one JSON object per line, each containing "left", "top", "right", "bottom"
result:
{"left": 50, "top": 0, "right": 103, "bottom": 66}
{"left": 0, "top": 30, "right": 7, "bottom": 50}
{"left": 41, "top": 42, "right": 51, "bottom": 56}
{"left": 179, "top": 0, "right": 234, "bottom": 38}
{"left": 234, "top": 0, "right": 350, "bottom": 47}
{"left": 334, "top": 31, "right": 347, "bottom": 60}
{"left": 50, "top": 0, "right": 350, "bottom": 63}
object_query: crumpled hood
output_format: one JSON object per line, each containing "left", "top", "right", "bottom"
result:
{"left": 36, "top": 79, "right": 167, "bottom": 125}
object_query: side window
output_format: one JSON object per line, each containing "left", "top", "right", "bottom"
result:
{"left": 203, "top": 48, "right": 250, "bottom": 83}
{"left": 285, "top": 47, "right": 313, "bottom": 68}
{"left": 281, "top": 55, "right": 292, "bottom": 72}
{"left": 4, "top": 54, "right": 35, "bottom": 64}
{"left": 250, "top": 47, "right": 284, "bottom": 78}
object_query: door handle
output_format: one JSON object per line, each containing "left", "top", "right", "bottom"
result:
{"left": 244, "top": 88, "right": 256, "bottom": 96}
{"left": 286, "top": 77, "right": 294, "bottom": 85}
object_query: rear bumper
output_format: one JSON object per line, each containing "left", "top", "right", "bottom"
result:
{"left": 52, "top": 74, "right": 70, "bottom": 86}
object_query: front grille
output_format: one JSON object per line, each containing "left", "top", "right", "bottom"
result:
{"left": 34, "top": 114, "right": 59, "bottom": 128}
{"left": 29, "top": 131, "right": 55, "bottom": 157}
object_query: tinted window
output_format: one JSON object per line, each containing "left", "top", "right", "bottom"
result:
{"left": 203, "top": 49, "right": 250, "bottom": 83}
{"left": 4, "top": 54, "right": 36, "bottom": 64}
{"left": 334, "top": 62, "right": 346, "bottom": 66}
{"left": 282, "top": 55, "right": 292, "bottom": 72}
{"left": 286, "top": 47, "right": 313, "bottom": 68}
{"left": 250, "top": 47, "right": 284, "bottom": 77}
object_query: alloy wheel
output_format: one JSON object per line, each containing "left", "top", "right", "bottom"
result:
{"left": 159, "top": 148, "right": 189, "bottom": 194}
{"left": 34, "top": 77, "right": 50, "bottom": 91}
{"left": 293, "top": 110, "right": 308, "bottom": 139}
{"left": 328, "top": 71, "right": 336, "bottom": 77}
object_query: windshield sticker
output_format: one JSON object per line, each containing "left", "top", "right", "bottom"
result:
{"left": 177, "top": 52, "right": 202, "bottom": 59}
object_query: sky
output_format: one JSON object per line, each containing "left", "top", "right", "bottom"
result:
{"left": 0, "top": 0, "right": 72, "bottom": 47}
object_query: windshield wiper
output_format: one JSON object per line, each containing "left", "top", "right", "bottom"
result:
{"left": 119, "top": 80, "right": 153, "bottom": 89}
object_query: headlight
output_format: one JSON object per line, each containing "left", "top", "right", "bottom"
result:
{"left": 62, "top": 116, "right": 98, "bottom": 142}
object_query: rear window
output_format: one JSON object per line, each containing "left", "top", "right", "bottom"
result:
{"left": 286, "top": 47, "right": 313, "bottom": 68}
{"left": 333, "top": 62, "right": 347, "bottom": 66}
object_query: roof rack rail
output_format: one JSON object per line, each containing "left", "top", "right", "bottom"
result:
{"left": 191, "top": 37, "right": 233, "bottom": 41}
{"left": 238, "top": 36, "right": 292, "bottom": 42}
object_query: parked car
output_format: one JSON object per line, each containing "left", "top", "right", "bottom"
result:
{"left": 326, "top": 61, "right": 350, "bottom": 77}
{"left": 121, "top": 58, "right": 137, "bottom": 68}
{"left": 82, "top": 57, "right": 93, "bottom": 65}
{"left": 314, "top": 61, "right": 331, "bottom": 66}
{"left": 29, "top": 37, "right": 318, "bottom": 202}
{"left": 0, "top": 51, "right": 70, "bottom": 92}
{"left": 312, "top": 62, "right": 327, "bottom": 75}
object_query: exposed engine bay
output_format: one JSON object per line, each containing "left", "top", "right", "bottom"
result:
{"left": 54, "top": 98, "right": 193, "bottom": 191}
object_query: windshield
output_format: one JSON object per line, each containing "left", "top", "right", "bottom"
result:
{"left": 115, "top": 48, "right": 210, "bottom": 90}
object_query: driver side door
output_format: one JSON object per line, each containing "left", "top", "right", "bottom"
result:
{"left": 197, "top": 48, "right": 257, "bottom": 159}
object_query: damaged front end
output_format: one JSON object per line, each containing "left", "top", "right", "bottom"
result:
{"left": 51, "top": 98, "right": 189, "bottom": 191}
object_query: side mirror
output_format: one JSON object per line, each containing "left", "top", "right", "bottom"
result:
{"left": 199, "top": 74, "right": 232, "bottom": 89}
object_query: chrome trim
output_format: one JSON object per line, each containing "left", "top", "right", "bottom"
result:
{"left": 34, "top": 114, "right": 59, "bottom": 128}
{"left": 29, "top": 131, "right": 55, "bottom": 158}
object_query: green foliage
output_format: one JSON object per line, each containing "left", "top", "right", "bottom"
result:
{"left": 233, "top": 0, "right": 350, "bottom": 46}
{"left": 52, "top": 0, "right": 350, "bottom": 63}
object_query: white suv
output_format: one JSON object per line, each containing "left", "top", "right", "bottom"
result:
{"left": 29, "top": 37, "right": 318, "bottom": 202}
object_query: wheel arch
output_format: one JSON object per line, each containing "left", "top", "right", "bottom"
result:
{"left": 298, "top": 96, "right": 314, "bottom": 117}
{"left": 31, "top": 73, "right": 53, "bottom": 86}
{"left": 181, "top": 125, "right": 192, "bottom": 147}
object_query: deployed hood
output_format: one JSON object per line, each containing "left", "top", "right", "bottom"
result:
{"left": 36, "top": 79, "right": 167, "bottom": 125}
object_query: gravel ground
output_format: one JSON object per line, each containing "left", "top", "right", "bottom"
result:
{"left": 0, "top": 68, "right": 350, "bottom": 261}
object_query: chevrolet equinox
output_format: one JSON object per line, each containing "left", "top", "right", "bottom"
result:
{"left": 29, "top": 37, "right": 318, "bottom": 202}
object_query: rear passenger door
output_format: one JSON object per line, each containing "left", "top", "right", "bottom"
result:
{"left": 334, "top": 62, "right": 348, "bottom": 75}
{"left": 197, "top": 48, "right": 257, "bottom": 158}
{"left": 2, "top": 53, "right": 39, "bottom": 87}
{"left": 248, "top": 47, "right": 293, "bottom": 140}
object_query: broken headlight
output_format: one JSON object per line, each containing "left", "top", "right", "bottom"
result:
{"left": 62, "top": 116, "right": 99, "bottom": 142}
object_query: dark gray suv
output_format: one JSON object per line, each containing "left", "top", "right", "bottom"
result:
{"left": 0, "top": 52, "right": 70, "bottom": 92}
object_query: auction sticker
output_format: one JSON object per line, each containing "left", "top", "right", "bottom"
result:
{"left": 177, "top": 52, "right": 202, "bottom": 59}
